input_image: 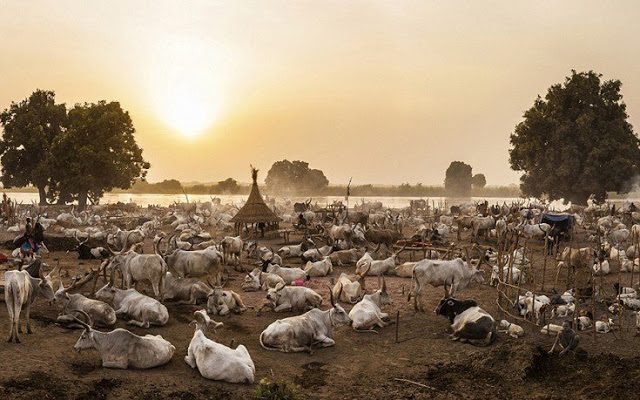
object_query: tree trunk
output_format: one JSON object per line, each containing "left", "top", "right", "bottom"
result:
{"left": 78, "top": 190, "right": 88, "bottom": 211}
{"left": 37, "top": 186, "right": 48, "bottom": 205}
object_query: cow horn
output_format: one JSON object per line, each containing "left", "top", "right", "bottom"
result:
{"left": 71, "top": 309, "right": 93, "bottom": 330}
{"left": 327, "top": 284, "right": 336, "bottom": 307}
{"left": 74, "top": 231, "right": 82, "bottom": 244}
{"left": 108, "top": 264, "right": 115, "bottom": 287}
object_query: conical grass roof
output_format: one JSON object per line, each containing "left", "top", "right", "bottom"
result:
{"left": 231, "top": 166, "right": 281, "bottom": 224}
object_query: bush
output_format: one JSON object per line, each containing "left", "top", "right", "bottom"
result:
{"left": 253, "top": 378, "right": 304, "bottom": 400}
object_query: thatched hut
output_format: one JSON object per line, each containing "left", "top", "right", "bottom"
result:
{"left": 231, "top": 166, "right": 281, "bottom": 237}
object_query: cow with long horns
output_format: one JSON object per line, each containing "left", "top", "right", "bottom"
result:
{"left": 72, "top": 310, "right": 175, "bottom": 369}
{"left": 259, "top": 285, "right": 351, "bottom": 353}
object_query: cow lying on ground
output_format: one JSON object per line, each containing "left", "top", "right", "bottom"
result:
{"left": 349, "top": 278, "right": 393, "bottom": 333}
{"left": 72, "top": 310, "right": 175, "bottom": 369}
{"left": 162, "top": 272, "right": 212, "bottom": 305}
{"left": 185, "top": 310, "right": 255, "bottom": 383}
{"left": 259, "top": 283, "right": 323, "bottom": 314}
{"left": 54, "top": 271, "right": 116, "bottom": 327}
{"left": 259, "top": 286, "right": 351, "bottom": 353}
{"left": 207, "top": 286, "right": 248, "bottom": 316}
{"left": 241, "top": 268, "right": 285, "bottom": 291}
{"left": 435, "top": 297, "right": 497, "bottom": 346}
{"left": 95, "top": 272, "right": 169, "bottom": 327}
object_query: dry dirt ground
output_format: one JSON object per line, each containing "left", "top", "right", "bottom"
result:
{"left": 0, "top": 226, "right": 639, "bottom": 399}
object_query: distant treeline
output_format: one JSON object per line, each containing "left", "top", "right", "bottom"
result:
{"left": 113, "top": 179, "right": 521, "bottom": 198}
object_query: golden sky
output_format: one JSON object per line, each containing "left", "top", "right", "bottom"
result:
{"left": 1, "top": 1, "right": 639, "bottom": 186}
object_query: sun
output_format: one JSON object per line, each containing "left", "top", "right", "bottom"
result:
{"left": 163, "top": 90, "right": 216, "bottom": 138}
{"left": 145, "top": 38, "right": 227, "bottom": 139}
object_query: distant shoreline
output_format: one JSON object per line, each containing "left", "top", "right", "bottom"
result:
{"left": 0, "top": 185, "right": 522, "bottom": 198}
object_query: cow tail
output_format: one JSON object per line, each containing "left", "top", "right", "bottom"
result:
{"left": 259, "top": 331, "right": 277, "bottom": 351}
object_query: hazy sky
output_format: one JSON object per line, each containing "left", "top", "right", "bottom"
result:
{"left": 1, "top": 1, "right": 639, "bottom": 186}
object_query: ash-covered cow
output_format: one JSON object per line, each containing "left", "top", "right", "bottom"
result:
{"left": 185, "top": 310, "right": 255, "bottom": 383}
{"left": 408, "top": 257, "right": 484, "bottom": 311}
{"left": 260, "top": 283, "right": 323, "bottom": 314}
{"left": 259, "top": 287, "right": 351, "bottom": 353}
{"left": 72, "top": 310, "right": 175, "bottom": 369}
{"left": 95, "top": 271, "right": 169, "bottom": 328}
{"left": 5, "top": 266, "right": 57, "bottom": 343}
{"left": 241, "top": 268, "right": 286, "bottom": 291}
{"left": 435, "top": 298, "right": 497, "bottom": 346}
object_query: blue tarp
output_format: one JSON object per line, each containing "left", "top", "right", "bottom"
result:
{"left": 541, "top": 213, "right": 573, "bottom": 228}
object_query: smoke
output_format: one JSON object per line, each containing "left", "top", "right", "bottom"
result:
{"left": 622, "top": 175, "right": 640, "bottom": 201}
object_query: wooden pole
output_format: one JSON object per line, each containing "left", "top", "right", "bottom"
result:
{"left": 395, "top": 311, "right": 400, "bottom": 343}
{"left": 617, "top": 247, "right": 624, "bottom": 339}
{"left": 542, "top": 231, "right": 549, "bottom": 291}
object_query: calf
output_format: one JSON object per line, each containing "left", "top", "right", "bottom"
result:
{"left": 72, "top": 310, "right": 174, "bottom": 369}
{"left": 435, "top": 298, "right": 497, "bottom": 346}
{"left": 261, "top": 283, "right": 323, "bottom": 313}
{"left": 595, "top": 318, "right": 614, "bottom": 333}
{"left": 185, "top": 310, "right": 255, "bottom": 383}
{"left": 259, "top": 289, "right": 351, "bottom": 353}
{"left": 5, "top": 267, "right": 57, "bottom": 343}
{"left": 207, "top": 286, "right": 248, "bottom": 315}
{"left": 490, "top": 265, "right": 524, "bottom": 286}
{"left": 162, "top": 272, "right": 212, "bottom": 305}
{"left": 241, "top": 268, "right": 285, "bottom": 291}
{"left": 278, "top": 240, "right": 312, "bottom": 259}
{"left": 498, "top": 320, "right": 524, "bottom": 338}
{"left": 266, "top": 264, "right": 309, "bottom": 283}
{"left": 304, "top": 257, "right": 333, "bottom": 277}
{"left": 349, "top": 278, "right": 393, "bottom": 333}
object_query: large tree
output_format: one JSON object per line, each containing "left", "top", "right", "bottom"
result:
{"left": 472, "top": 173, "right": 487, "bottom": 189}
{"left": 50, "top": 101, "right": 149, "bottom": 209}
{"left": 265, "top": 160, "right": 329, "bottom": 193}
{"left": 0, "top": 89, "right": 67, "bottom": 204}
{"left": 444, "top": 161, "right": 473, "bottom": 196}
{"left": 509, "top": 70, "right": 640, "bottom": 204}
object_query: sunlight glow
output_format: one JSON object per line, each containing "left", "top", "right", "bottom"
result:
{"left": 145, "top": 38, "right": 227, "bottom": 138}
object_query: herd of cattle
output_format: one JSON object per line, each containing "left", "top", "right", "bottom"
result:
{"left": 3, "top": 196, "right": 640, "bottom": 384}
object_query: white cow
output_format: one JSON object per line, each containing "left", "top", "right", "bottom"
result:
{"left": 259, "top": 289, "right": 351, "bottom": 353}
{"left": 349, "top": 278, "right": 393, "bottom": 333}
{"left": 185, "top": 310, "right": 255, "bottom": 383}
{"left": 304, "top": 257, "right": 333, "bottom": 277}
{"left": 72, "top": 310, "right": 174, "bottom": 369}
{"left": 5, "top": 267, "right": 57, "bottom": 343}
{"left": 409, "top": 258, "right": 484, "bottom": 311}
{"left": 95, "top": 277, "right": 169, "bottom": 328}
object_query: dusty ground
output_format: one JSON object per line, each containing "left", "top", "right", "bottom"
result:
{"left": 0, "top": 225, "right": 639, "bottom": 400}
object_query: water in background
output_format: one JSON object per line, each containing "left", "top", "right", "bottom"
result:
{"left": 2, "top": 192, "right": 635, "bottom": 211}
